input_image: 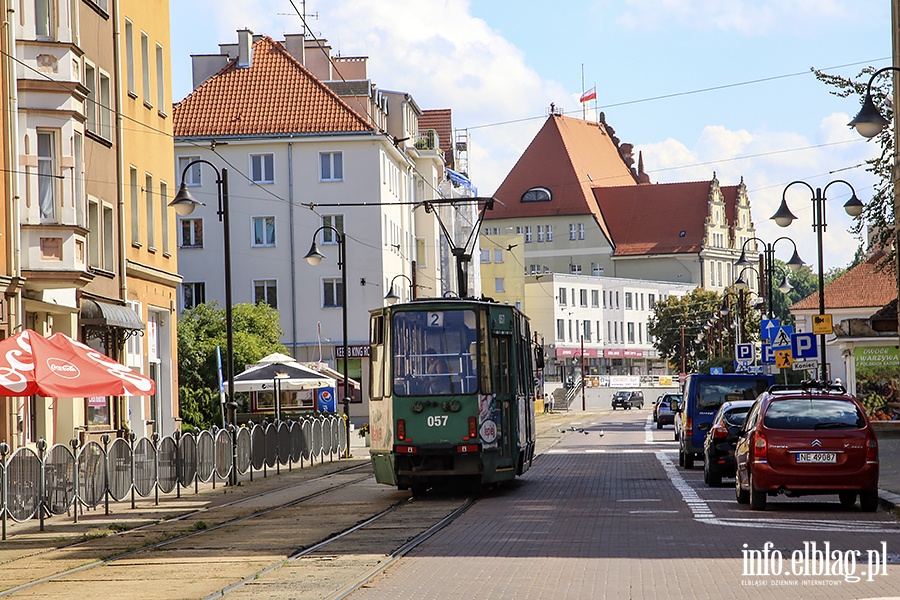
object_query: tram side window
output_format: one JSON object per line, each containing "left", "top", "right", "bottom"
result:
{"left": 369, "top": 314, "right": 385, "bottom": 400}
{"left": 392, "top": 309, "right": 479, "bottom": 396}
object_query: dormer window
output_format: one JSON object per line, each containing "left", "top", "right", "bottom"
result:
{"left": 521, "top": 187, "right": 551, "bottom": 203}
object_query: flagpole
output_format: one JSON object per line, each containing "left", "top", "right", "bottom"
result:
{"left": 581, "top": 63, "right": 586, "bottom": 120}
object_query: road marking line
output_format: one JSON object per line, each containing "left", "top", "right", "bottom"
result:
{"left": 656, "top": 451, "right": 900, "bottom": 533}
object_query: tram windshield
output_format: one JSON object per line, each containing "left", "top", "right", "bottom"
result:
{"left": 392, "top": 309, "right": 479, "bottom": 396}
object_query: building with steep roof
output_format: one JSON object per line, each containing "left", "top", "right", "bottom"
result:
{"left": 482, "top": 109, "right": 759, "bottom": 376}
{"left": 174, "top": 31, "right": 455, "bottom": 424}
{"left": 790, "top": 250, "right": 898, "bottom": 387}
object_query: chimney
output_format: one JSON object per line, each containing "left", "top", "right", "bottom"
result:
{"left": 283, "top": 33, "right": 306, "bottom": 66}
{"left": 237, "top": 29, "right": 253, "bottom": 68}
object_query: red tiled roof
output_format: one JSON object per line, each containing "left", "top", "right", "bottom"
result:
{"left": 487, "top": 114, "right": 637, "bottom": 242}
{"left": 174, "top": 37, "right": 373, "bottom": 137}
{"left": 594, "top": 180, "right": 739, "bottom": 256}
{"left": 791, "top": 250, "right": 897, "bottom": 310}
{"left": 419, "top": 109, "right": 454, "bottom": 169}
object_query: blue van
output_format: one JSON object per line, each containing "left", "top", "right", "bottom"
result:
{"left": 677, "top": 373, "right": 774, "bottom": 469}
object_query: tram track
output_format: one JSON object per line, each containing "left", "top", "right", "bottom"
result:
{"left": 0, "top": 462, "right": 378, "bottom": 597}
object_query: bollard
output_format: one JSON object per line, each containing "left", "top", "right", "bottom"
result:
{"left": 69, "top": 438, "right": 80, "bottom": 523}
{"left": 152, "top": 432, "right": 160, "bottom": 506}
{"left": 37, "top": 439, "right": 47, "bottom": 532}
{"left": 101, "top": 434, "right": 110, "bottom": 515}
{"left": 1, "top": 441, "right": 9, "bottom": 540}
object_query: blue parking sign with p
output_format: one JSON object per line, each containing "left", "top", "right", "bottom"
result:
{"left": 736, "top": 343, "right": 754, "bottom": 362}
{"left": 791, "top": 332, "right": 818, "bottom": 360}
{"left": 761, "top": 343, "right": 775, "bottom": 364}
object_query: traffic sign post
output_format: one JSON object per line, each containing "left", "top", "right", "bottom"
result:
{"left": 736, "top": 343, "right": 754, "bottom": 362}
{"left": 771, "top": 325, "right": 794, "bottom": 349}
{"left": 761, "top": 319, "right": 780, "bottom": 343}
{"left": 761, "top": 343, "right": 775, "bottom": 365}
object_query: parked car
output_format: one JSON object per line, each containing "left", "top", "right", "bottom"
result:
{"left": 677, "top": 373, "right": 774, "bottom": 469}
{"left": 611, "top": 390, "right": 644, "bottom": 410}
{"left": 653, "top": 394, "right": 680, "bottom": 429}
{"left": 700, "top": 400, "right": 755, "bottom": 486}
{"left": 734, "top": 382, "right": 879, "bottom": 511}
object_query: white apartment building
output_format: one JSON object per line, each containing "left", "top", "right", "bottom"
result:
{"left": 525, "top": 273, "right": 696, "bottom": 380}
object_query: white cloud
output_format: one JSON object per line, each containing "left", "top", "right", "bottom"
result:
{"left": 638, "top": 119, "right": 878, "bottom": 273}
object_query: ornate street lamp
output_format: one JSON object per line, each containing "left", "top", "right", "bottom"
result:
{"left": 169, "top": 160, "right": 237, "bottom": 485}
{"left": 305, "top": 226, "right": 351, "bottom": 458}
{"left": 771, "top": 180, "right": 864, "bottom": 382}
{"left": 384, "top": 274, "right": 414, "bottom": 305}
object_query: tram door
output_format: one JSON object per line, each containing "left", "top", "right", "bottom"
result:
{"left": 493, "top": 334, "right": 514, "bottom": 460}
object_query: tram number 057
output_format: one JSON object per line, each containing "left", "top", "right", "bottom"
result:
{"left": 426, "top": 415, "right": 448, "bottom": 427}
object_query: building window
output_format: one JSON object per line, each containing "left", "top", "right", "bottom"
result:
{"left": 625, "top": 292, "right": 633, "bottom": 310}
{"left": 250, "top": 154, "right": 274, "bottom": 184}
{"left": 125, "top": 20, "right": 135, "bottom": 94}
{"left": 480, "top": 248, "right": 491, "bottom": 263}
{"left": 493, "top": 248, "right": 503, "bottom": 263}
{"left": 592, "top": 263, "right": 603, "bottom": 276}
{"left": 160, "top": 181, "right": 169, "bottom": 253}
{"left": 537, "top": 225, "right": 544, "bottom": 242}
{"left": 252, "top": 216, "right": 275, "bottom": 247}
{"left": 556, "top": 319, "right": 565, "bottom": 341}
{"left": 74, "top": 132, "right": 84, "bottom": 227}
{"left": 130, "top": 167, "right": 140, "bottom": 244}
{"left": 183, "top": 282, "right": 205, "bottom": 309}
{"left": 322, "top": 214, "right": 344, "bottom": 243}
{"left": 580, "top": 289, "right": 588, "bottom": 307}
{"left": 180, "top": 218, "right": 203, "bottom": 248}
{"left": 99, "top": 72, "right": 111, "bottom": 139}
{"left": 521, "top": 187, "right": 551, "bottom": 202}
{"left": 570, "top": 264, "right": 582, "bottom": 274}
{"left": 35, "top": 0, "right": 53, "bottom": 37}
{"left": 546, "top": 225, "right": 553, "bottom": 241}
{"left": 591, "top": 290, "right": 599, "bottom": 308}
{"left": 141, "top": 32, "right": 151, "bottom": 105}
{"left": 583, "top": 320, "right": 592, "bottom": 342}
{"left": 320, "top": 152, "right": 343, "bottom": 181}
{"left": 569, "top": 223, "right": 576, "bottom": 241}
{"left": 627, "top": 322, "right": 635, "bottom": 344}
{"left": 323, "top": 278, "right": 344, "bottom": 308}
{"left": 578, "top": 223, "right": 585, "bottom": 240}
{"left": 178, "top": 156, "right": 201, "bottom": 186}
{"left": 524, "top": 226, "right": 532, "bottom": 243}
{"left": 495, "top": 278, "right": 505, "bottom": 293}
{"left": 37, "top": 131, "right": 57, "bottom": 220}
{"left": 253, "top": 279, "right": 277, "bottom": 308}
{"left": 558, "top": 288, "right": 567, "bottom": 306}
{"left": 156, "top": 43, "right": 165, "bottom": 112}
{"left": 145, "top": 174, "right": 155, "bottom": 249}
{"left": 102, "top": 205, "right": 114, "bottom": 271}
{"left": 84, "top": 63, "right": 97, "bottom": 134}
{"left": 88, "top": 200, "right": 100, "bottom": 268}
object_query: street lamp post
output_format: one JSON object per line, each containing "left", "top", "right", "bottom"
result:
{"left": 771, "top": 180, "right": 864, "bottom": 382}
{"left": 169, "top": 160, "right": 237, "bottom": 485}
{"left": 734, "top": 237, "right": 804, "bottom": 318}
{"left": 304, "top": 226, "right": 351, "bottom": 458}
{"left": 384, "top": 274, "right": 414, "bottom": 304}
{"left": 848, "top": 63, "right": 900, "bottom": 349}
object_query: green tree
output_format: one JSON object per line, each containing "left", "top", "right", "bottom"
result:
{"left": 813, "top": 66, "right": 894, "bottom": 268}
{"left": 648, "top": 288, "right": 722, "bottom": 373}
{"left": 177, "top": 302, "right": 287, "bottom": 429}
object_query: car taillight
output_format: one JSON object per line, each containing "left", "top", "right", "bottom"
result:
{"left": 397, "top": 419, "right": 406, "bottom": 441}
{"left": 685, "top": 417, "right": 692, "bottom": 438}
{"left": 468, "top": 417, "right": 477, "bottom": 439}
{"left": 753, "top": 433, "right": 767, "bottom": 460}
{"left": 866, "top": 435, "right": 878, "bottom": 461}
{"left": 712, "top": 426, "right": 728, "bottom": 440}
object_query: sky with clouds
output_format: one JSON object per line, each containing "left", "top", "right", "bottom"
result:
{"left": 170, "top": 0, "right": 892, "bottom": 273}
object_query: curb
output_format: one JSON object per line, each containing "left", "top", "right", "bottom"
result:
{"left": 877, "top": 488, "right": 900, "bottom": 511}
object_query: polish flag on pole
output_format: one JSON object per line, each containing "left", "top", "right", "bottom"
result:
{"left": 579, "top": 87, "right": 596, "bottom": 103}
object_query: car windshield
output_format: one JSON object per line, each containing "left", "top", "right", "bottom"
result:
{"left": 696, "top": 378, "right": 770, "bottom": 411}
{"left": 722, "top": 406, "right": 751, "bottom": 427}
{"left": 763, "top": 399, "right": 865, "bottom": 430}
{"left": 614, "top": 391, "right": 630, "bottom": 399}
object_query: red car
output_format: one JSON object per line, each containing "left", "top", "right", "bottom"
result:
{"left": 734, "top": 382, "right": 879, "bottom": 511}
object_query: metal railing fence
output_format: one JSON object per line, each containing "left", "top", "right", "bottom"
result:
{"left": 0, "top": 414, "right": 346, "bottom": 540}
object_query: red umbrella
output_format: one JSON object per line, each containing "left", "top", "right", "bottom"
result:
{"left": 0, "top": 329, "right": 155, "bottom": 397}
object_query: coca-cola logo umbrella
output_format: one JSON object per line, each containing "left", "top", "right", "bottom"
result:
{"left": 0, "top": 329, "right": 155, "bottom": 397}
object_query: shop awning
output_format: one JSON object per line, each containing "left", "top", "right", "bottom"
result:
{"left": 80, "top": 299, "right": 144, "bottom": 331}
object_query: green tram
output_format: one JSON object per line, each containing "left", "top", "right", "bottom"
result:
{"left": 367, "top": 298, "right": 538, "bottom": 495}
